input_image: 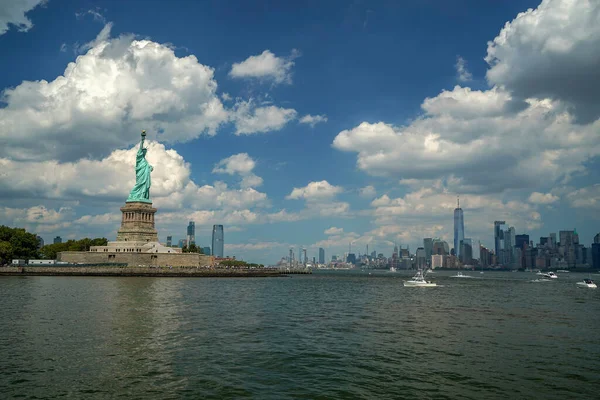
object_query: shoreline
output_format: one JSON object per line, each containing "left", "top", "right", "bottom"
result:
{"left": 0, "top": 266, "right": 306, "bottom": 278}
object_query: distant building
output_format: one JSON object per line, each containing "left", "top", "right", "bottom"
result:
{"left": 319, "top": 248, "right": 325, "bottom": 264}
{"left": 592, "top": 243, "right": 600, "bottom": 270}
{"left": 416, "top": 247, "right": 426, "bottom": 269}
{"left": 480, "top": 245, "right": 492, "bottom": 267}
{"left": 515, "top": 234, "right": 529, "bottom": 250}
{"left": 504, "top": 227, "right": 515, "bottom": 265}
{"left": 560, "top": 230, "right": 576, "bottom": 266}
{"left": 203, "top": 246, "right": 211, "bottom": 255}
{"left": 332, "top": 255, "right": 337, "bottom": 261}
{"left": 187, "top": 221, "right": 195, "bottom": 246}
{"left": 459, "top": 238, "right": 473, "bottom": 265}
{"left": 53, "top": 236, "right": 62, "bottom": 244}
{"left": 212, "top": 225, "right": 224, "bottom": 258}
{"left": 166, "top": 236, "right": 172, "bottom": 247}
{"left": 549, "top": 233, "right": 557, "bottom": 249}
{"left": 431, "top": 254, "right": 443, "bottom": 269}
{"left": 494, "top": 221, "right": 506, "bottom": 265}
{"left": 423, "top": 238, "right": 433, "bottom": 262}
{"left": 346, "top": 253, "right": 356, "bottom": 264}
{"left": 453, "top": 198, "right": 464, "bottom": 258}
{"left": 178, "top": 239, "right": 187, "bottom": 248}
{"left": 432, "top": 240, "right": 449, "bottom": 255}
{"left": 36, "top": 235, "right": 44, "bottom": 249}
{"left": 594, "top": 233, "right": 600, "bottom": 244}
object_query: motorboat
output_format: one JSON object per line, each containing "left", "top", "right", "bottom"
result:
{"left": 389, "top": 266, "right": 397, "bottom": 272}
{"left": 576, "top": 278, "right": 597, "bottom": 288}
{"left": 403, "top": 270, "right": 437, "bottom": 287}
{"left": 542, "top": 271, "right": 558, "bottom": 279}
{"left": 451, "top": 271, "right": 473, "bottom": 278}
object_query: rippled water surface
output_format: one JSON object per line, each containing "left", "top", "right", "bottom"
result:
{"left": 1, "top": 271, "right": 600, "bottom": 399}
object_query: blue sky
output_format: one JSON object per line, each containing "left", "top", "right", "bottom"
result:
{"left": 1, "top": 0, "right": 599, "bottom": 264}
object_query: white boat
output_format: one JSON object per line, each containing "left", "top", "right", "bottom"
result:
{"left": 389, "top": 266, "right": 397, "bottom": 272}
{"left": 403, "top": 270, "right": 437, "bottom": 287}
{"left": 451, "top": 271, "right": 473, "bottom": 278}
{"left": 576, "top": 278, "right": 597, "bottom": 288}
{"left": 536, "top": 270, "right": 544, "bottom": 275}
{"left": 542, "top": 271, "right": 558, "bottom": 279}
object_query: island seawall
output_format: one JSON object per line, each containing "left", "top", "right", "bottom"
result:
{"left": 0, "top": 266, "right": 288, "bottom": 277}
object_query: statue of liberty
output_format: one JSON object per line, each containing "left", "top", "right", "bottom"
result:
{"left": 127, "top": 131, "right": 153, "bottom": 203}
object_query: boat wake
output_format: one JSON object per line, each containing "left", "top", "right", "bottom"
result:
{"left": 530, "top": 279, "right": 551, "bottom": 283}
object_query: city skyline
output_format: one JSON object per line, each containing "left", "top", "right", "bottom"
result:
{"left": 0, "top": 0, "right": 599, "bottom": 265}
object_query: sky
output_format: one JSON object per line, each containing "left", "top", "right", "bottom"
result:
{"left": 1, "top": 0, "right": 599, "bottom": 264}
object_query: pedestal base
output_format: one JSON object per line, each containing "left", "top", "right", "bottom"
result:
{"left": 116, "top": 202, "right": 158, "bottom": 242}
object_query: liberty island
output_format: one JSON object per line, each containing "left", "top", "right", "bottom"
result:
{"left": 0, "top": 131, "right": 279, "bottom": 277}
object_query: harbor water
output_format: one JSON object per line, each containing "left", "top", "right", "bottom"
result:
{"left": 1, "top": 270, "right": 599, "bottom": 399}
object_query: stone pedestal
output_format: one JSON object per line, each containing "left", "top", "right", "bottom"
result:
{"left": 116, "top": 201, "right": 158, "bottom": 242}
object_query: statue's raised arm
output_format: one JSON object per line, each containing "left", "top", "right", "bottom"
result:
{"left": 126, "top": 130, "right": 153, "bottom": 203}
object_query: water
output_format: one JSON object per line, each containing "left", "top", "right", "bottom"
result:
{"left": 1, "top": 271, "right": 599, "bottom": 399}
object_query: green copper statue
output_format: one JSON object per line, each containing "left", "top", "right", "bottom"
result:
{"left": 127, "top": 130, "right": 153, "bottom": 203}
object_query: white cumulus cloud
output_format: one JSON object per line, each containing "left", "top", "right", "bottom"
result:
{"left": 359, "top": 185, "right": 376, "bottom": 198}
{"left": 212, "top": 153, "right": 263, "bottom": 189}
{"left": 0, "top": 24, "right": 228, "bottom": 161}
{"left": 232, "top": 101, "right": 297, "bottom": 135}
{"left": 299, "top": 114, "right": 328, "bottom": 127}
{"left": 229, "top": 49, "right": 299, "bottom": 84}
{"left": 455, "top": 56, "right": 472, "bottom": 82}
{"left": 324, "top": 227, "right": 344, "bottom": 235}
{"left": 566, "top": 184, "right": 600, "bottom": 211}
{"left": 485, "top": 0, "right": 600, "bottom": 122}
{"left": 0, "top": 0, "right": 45, "bottom": 35}
{"left": 287, "top": 180, "right": 343, "bottom": 200}
{"left": 528, "top": 192, "right": 559, "bottom": 204}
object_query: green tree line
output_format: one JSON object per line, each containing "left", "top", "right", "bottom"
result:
{"left": 0, "top": 226, "right": 39, "bottom": 264}
{"left": 218, "top": 259, "right": 264, "bottom": 268}
{"left": 0, "top": 225, "right": 107, "bottom": 264}
{"left": 39, "top": 238, "right": 108, "bottom": 260}
{"left": 182, "top": 244, "right": 204, "bottom": 254}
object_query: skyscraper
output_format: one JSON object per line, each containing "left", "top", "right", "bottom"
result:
{"left": 504, "top": 227, "right": 515, "bottom": 265}
{"left": 454, "top": 197, "right": 464, "bottom": 258}
{"left": 319, "top": 248, "right": 325, "bottom": 264}
{"left": 186, "top": 221, "right": 195, "bottom": 246}
{"left": 53, "top": 236, "right": 62, "bottom": 244}
{"left": 494, "top": 221, "right": 506, "bottom": 265}
{"left": 166, "top": 236, "right": 172, "bottom": 247}
{"left": 459, "top": 238, "right": 473, "bottom": 265}
{"left": 515, "top": 234, "right": 529, "bottom": 250}
{"left": 416, "top": 247, "right": 426, "bottom": 269}
{"left": 423, "top": 238, "right": 433, "bottom": 264}
{"left": 212, "top": 225, "right": 224, "bottom": 258}
{"left": 203, "top": 246, "right": 211, "bottom": 255}
{"left": 36, "top": 235, "right": 44, "bottom": 249}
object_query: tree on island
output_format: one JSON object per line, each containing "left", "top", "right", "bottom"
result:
{"left": 182, "top": 244, "right": 204, "bottom": 254}
{"left": 39, "top": 238, "right": 108, "bottom": 260}
{"left": 217, "top": 259, "right": 264, "bottom": 268}
{"left": 0, "top": 226, "right": 40, "bottom": 264}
